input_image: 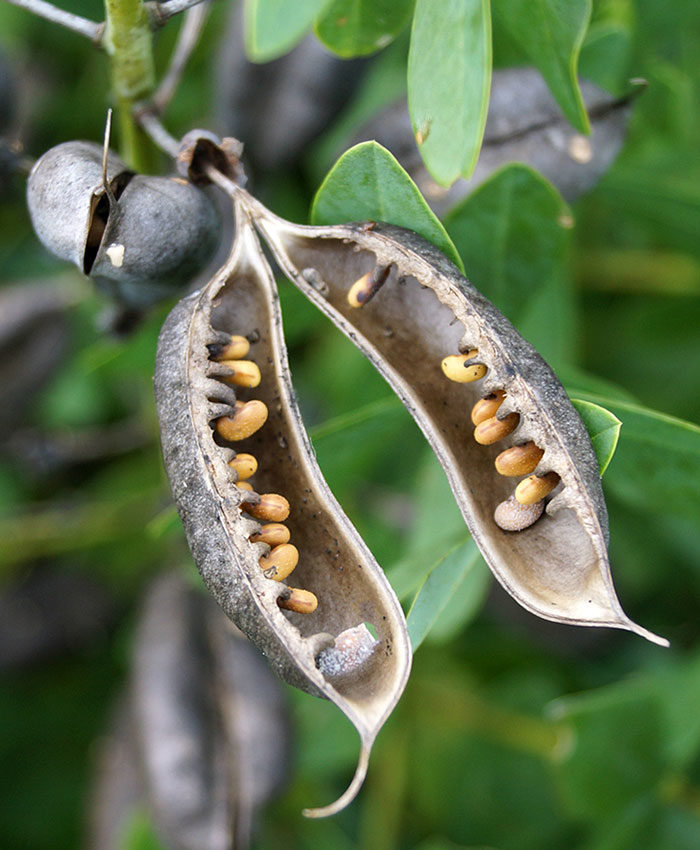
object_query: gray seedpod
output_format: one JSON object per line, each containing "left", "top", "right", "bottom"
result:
{"left": 244, "top": 200, "right": 668, "bottom": 648}
{"left": 27, "top": 141, "right": 222, "bottom": 308}
{"left": 154, "top": 200, "right": 411, "bottom": 818}
{"left": 26, "top": 140, "right": 130, "bottom": 270}
{"left": 90, "top": 174, "right": 221, "bottom": 308}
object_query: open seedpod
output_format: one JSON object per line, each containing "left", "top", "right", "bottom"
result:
{"left": 247, "top": 204, "right": 667, "bottom": 648}
{"left": 154, "top": 199, "right": 412, "bottom": 818}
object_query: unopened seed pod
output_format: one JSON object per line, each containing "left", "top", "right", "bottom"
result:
{"left": 155, "top": 204, "right": 411, "bottom": 818}
{"left": 252, "top": 207, "right": 666, "bottom": 647}
{"left": 27, "top": 141, "right": 221, "bottom": 308}
{"left": 27, "top": 141, "right": 131, "bottom": 271}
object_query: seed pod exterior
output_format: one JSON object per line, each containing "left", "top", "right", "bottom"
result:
{"left": 254, "top": 211, "right": 666, "bottom": 646}
{"left": 26, "top": 141, "right": 130, "bottom": 270}
{"left": 91, "top": 175, "right": 221, "bottom": 307}
{"left": 155, "top": 205, "right": 411, "bottom": 817}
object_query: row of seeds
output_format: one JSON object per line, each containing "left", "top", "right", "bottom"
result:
{"left": 343, "top": 268, "right": 559, "bottom": 532}
{"left": 210, "top": 334, "right": 318, "bottom": 614}
{"left": 440, "top": 353, "right": 560, "bottom": 530}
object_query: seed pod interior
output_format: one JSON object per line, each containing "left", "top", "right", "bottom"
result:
{"left": 253, "top": 212, "right": 666, "bottom": 646}
{"left": 155, "top": 205, "right": 412, "bottom": 817}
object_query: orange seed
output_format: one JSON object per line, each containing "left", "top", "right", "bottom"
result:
{"left": 473, "top": 412, "right": 520, "bottom": 445}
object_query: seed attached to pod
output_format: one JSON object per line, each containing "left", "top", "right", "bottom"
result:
{"left": 215, "top": 400, "right": 268, "bottom": 441}
{"left": 473, "top": 412, "right": 520, "bottom": 445}
{"left": 220, "top": 359, "right": 261, "bottom": 388}
{"left": 236, "top": 481, "right": 254, "bottom": 492}
{"left": 495, "top": 441, "right": 545, "bottom": 477}
{"left": 494, "top": 496, "right": 545, "bottom": 531}
{"left": 228, "top": 453, "right": 258, "bottom": 480}
{"left": 242, "top": 493, "right": 290, "bottom": 522}
{"left": 210, "top": 334, "right": 250, "bottom": 361}
{"left": 515, "top": 472, "right": 561, "bottom": 505}
{"left": 347, "top": 265, "right": 390, "bottom": 307}
{"left": 249, "top": 523, "right": 290, "bottom": 546}
{"left": 278, "top": 588, "right": 318, "bottom": 615}
{"left": 471, "top": 390, "right": 506, "bottom": 426}
{"left": 441, "top": 354, "right": 487, "bottom": 383}
{"left": 259, "top": 543, "right": 299, "bottom": 581}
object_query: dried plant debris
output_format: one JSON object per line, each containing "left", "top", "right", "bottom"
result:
{"left": 154, "top": 202, "right": 412, "bottom": 816}
{"left": 350, "top": 68, "right": 639, "bottom": 213}
{"left": 90, "top": 571, "right": 289, "bottom": 850}
{"left": 0, "top": 280, "right": 74, "bottom": 440}
{"left": 215, "top": 2, "right": 367, "bottom": 173}
{"left": 251, "top": 206, "right": 667, "bottom": 647}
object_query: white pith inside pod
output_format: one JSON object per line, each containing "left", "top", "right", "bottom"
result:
{"left": 250, "top": 209, "right": 667, "bottom": 647}
{"left": 154, "top": 202, "right": 412, "bottom": 818}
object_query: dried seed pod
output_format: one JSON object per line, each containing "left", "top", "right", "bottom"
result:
{"left": 26, "top": 141, "right": 131, "bottom": 270}
{"left": 155, "top": 204, "right": 411, "bottom": 817}
{"left": 252, "top": 209, "right": 666, "bottom": 646}
{"left": 26, "top": 142, "right": 221, "bottom": 308}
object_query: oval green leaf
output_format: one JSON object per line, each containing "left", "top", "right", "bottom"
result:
{"left": 244, "top": 0, "right": 334, "bottom": 62}
{"left": 311, "top": 140, "right": 464, "bottom": 270}
{"left": 493, "top": 0, "right": 591, "bottom": 133}
{"left": 407, "top": 0, "right": 492, "bottom": 186}
{"left": 314, "top": 0, "right": 414, "bottom": 57}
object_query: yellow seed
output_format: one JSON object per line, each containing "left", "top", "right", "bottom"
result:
{"left": 474, "top": 412, "right": 520, "bottom": 445}
{"left": 278, "top": 588, "right": 318, "bottom": 614}
{"left": 495, "top": 441, "right": 544, "bottom": 477}
{"left": 215, "top": 400, "right": 268, "bottom": 441}
{"left": 212, "top": 334, "right": 249, "bottom": 361}
{"left": 249, "top": 523, "right": 290, "bottom": 546}
{"left": 347, "top": 266, "right": 389, "bottom": 307}
{"left": 237, "top": 481, "right": 254, "bottom": 491}
{"left": 441, "top": 354, "right": 487, "bottom": 383}
{"left": 242, "top": 493, "right": 290, "bottom": 522}
{"left": 471, "top": 390, "right": 506, "bottom": 425}
{"left": 259, "top": 543, "right": 299, "bottom": 581}
{"left": 515, "top": 472, "right": 560, "bottom": 505}
{"left": 494, "top": 496, "right": 544, "bottom": 531}
{"left": 228, "top": 453, "right": 258, "bottom": 480}
{"left": 220, "top": 359, "right": 261, "bottom": 388}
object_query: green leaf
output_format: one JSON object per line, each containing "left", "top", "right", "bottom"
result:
{"left": 570, "top": 399, "right": 621, "bottom": 476}
{"left": 407, "top": 0, "right": 492, "bottom": 185}
{"left": 244, "top": 0, "right": 334, "bottom": 61}
{"left": 573, "top": 393, "right": 700, "bottom": 520}
{"left": 444, "top": 164, "right": 575, "bottom": 361}
{"left": 406, "top": 538, "right": 485, "bottom": 650}
{"left": 311, "top": 140, "right": 464, "bottom": 270}
{"left": 493, "top": 0, "right": 591, "bottom": 133}
{"left": 315, "top": 0, "right": 414, "bottom": 57}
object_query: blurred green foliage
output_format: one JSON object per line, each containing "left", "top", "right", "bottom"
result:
{"left": 1, "top": 0, "right": 699, "bottom": 848}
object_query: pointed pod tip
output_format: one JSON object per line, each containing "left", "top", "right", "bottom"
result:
{"left": 626, "top": 620, "right": 670, "bottom": 648}
{"left": 301, "top": 741, "right": 371, "bottom": 819}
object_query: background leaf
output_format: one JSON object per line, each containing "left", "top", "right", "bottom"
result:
{"left": 493, "top": 0, "right": 591, "bottom": 132}
{"left": 244, "top": 0, "right": 334, "bottom": 61}
{"left": 444, "top": 164, "right": 577, "bottom": 365}
{"left": 315, "top": 0, "right": 414, "bottom": 57}
{"left": 571, "top": 399, "right": 621, "bottom": 476}
{"left": 311, "top": 140, "right": 464, "bottom": 269}
{"left": 407, "top": 0, "right": 492, "bottom": 185}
